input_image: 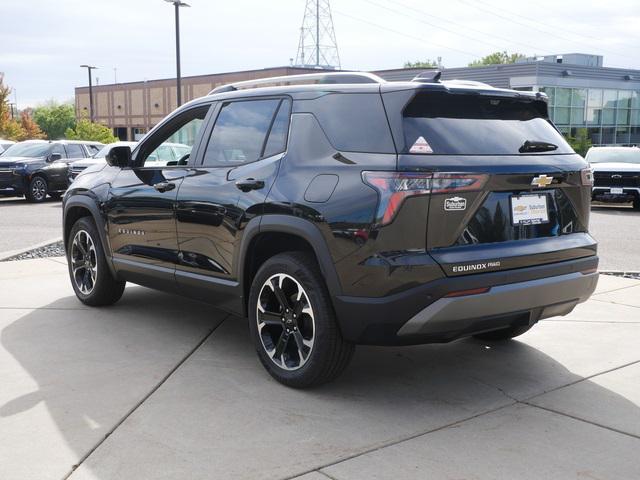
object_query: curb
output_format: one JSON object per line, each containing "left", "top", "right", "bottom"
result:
{"left": 0, "top": 237, "right": 63, "bottom": 262}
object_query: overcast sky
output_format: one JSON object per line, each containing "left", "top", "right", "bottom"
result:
{"left": 2, "top": 0, "right": 639, "bottom": 107}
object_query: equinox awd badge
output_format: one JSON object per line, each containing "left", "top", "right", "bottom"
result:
{"left": 444, "top": 196, "right": 467, "bottom": 211}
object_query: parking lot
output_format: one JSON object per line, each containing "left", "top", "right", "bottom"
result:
{"left": 1, "top": 199, "right": 639, "bottom": 480}
{"left": 1, "top": 197, "right": 639, "bottom": 271}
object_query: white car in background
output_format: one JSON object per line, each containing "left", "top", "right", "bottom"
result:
{"left": 69, "top": 141, "right": 138, "bottom": 180}
{"left": 0, "top": 139, "right": 16, "bottom": 155}
{"left": 586, "top": 146, "right": 640, "bottom": 210}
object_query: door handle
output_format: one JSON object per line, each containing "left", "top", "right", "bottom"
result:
{"left": 154, "top": 181, "right": 175, "bottom": 192}
{"left": 235, "top": 178, "right": 265, "bottom": 192}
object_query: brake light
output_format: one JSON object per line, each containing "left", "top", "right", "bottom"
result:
{"left": 581, "top": 167, "right": 594, "bottom": 186}
{"left": 431, "top": 173, "right": 488, "bottom": 194}
{"left": 362, "top": 171, "right": 489, "bottom": 226}
{"left": 362, "top": 171, "right": 432, "bottom": 226}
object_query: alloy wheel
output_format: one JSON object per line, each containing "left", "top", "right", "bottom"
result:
{"left": 70, "top": 230, "right": 98, "bottom": 295}
{"left": 256, "top": 273, "right": 315, "bottom": 371}
{"left": 31, "top": 178, "right": 46, "bottom": 201}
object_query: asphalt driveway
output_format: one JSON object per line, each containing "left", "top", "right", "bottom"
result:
{"left": 1, "top": 257, "right": 639, "bottom": 479}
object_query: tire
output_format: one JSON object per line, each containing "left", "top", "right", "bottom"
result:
{"left": 473, "top": 324, "right": 533, "bottom": 341}
{"left": 26, "top": 176, "right": 48, "bottom": 203}
{"left": 633, "top": 197, "right": 640, "bottom": 211}
{"left": 248, "top": 252, "right": 354, "bottom": 388}
{"left": 67, "top": 216, "right": 125, "bottom": 306}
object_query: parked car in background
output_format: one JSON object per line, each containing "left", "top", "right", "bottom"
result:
{"left": 63, "top": 72, "right": 598, "bottom": 387}
{"left": 0, "top": 139, "right": 16, "bottom": 155}
{"left": 69, "top": 141, "right": 138, "bottom": 181}
{"left": 586, "top": 146, "right": 640, "bottom": 210}
{"left": 0, "top": 140, "right": 102, "bottom": 202}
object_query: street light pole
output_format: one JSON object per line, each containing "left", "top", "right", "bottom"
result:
{"left": 165, "top": 0, "right": 190, "bottom": 107}
{"left": 80, "top": 65, "right": 97, "bottom": 122}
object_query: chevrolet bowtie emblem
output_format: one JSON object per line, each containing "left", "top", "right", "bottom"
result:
{"left": 531, "top": 174, "right": 554, "bottom": 187}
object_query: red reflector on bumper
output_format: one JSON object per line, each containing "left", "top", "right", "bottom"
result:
{"left": 444, "top": 287, "right": 491, "bottom": 298}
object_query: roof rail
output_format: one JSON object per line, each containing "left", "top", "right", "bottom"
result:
{"left": 443, "top": 79, "right": 493, "bottom": 88}
{"left": 209, "top": 71, "right": 385, "bottom": 95}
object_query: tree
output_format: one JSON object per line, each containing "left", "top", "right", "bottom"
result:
{"left": 33, "top": 101, "right": 76, "bottom": 140}
{"left": 404, "top": 59, "right": 440, "bottom": 69}
{"left": 468, "top": 51, "right": 526, "bottom": 67}
{"left": 65, "top": 119, "right": 117, "bottom": 144}
{"left": 0, "top": 74, "right": 26, "bottom": 141}
{"left": 565, "top": 128, "right": 592, "bottom": 156}
{"left": 16, "top": 111, "right": 45, "bottom": 141}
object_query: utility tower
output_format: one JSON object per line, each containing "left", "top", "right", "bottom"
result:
{"left": 294, "top": 0, "right": 341, "bottom": 70}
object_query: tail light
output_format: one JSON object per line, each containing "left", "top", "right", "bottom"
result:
{"left": 431, "top": 173, "right": 488, "bottom": 194}
{"left": 362, "top": 171, "right": 488, "bottom": 226}
{"left": 581, "top": 167, "right": 594, "bottom": 186}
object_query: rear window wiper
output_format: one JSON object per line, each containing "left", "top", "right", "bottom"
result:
{"left": 519, "top": 140, "right": 558, "bottom": 153}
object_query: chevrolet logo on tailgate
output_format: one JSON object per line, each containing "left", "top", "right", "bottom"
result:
{"left": 531, "top": 174, "right": 554, "bottom": 187}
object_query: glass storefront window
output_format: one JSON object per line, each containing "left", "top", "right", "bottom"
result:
{"left": 601, "top": 127, "right": 615, "bottom": 144}
{"left": 587, "top": 127, "right": 601, "bottom": 145}
{"left": 617, "top": 90, "right": 632, "bottom": 109}
{"left": 554, "top": 107, "right": 570, "bottom": 124}
{"left": 630, "top": 126, "right": 640, "bottom": 145}
{"left": 632, "top": 91, "right": 640, "bottom": 109}
{"left": 570, "top": 108, "right": 585, "bottom": 125}
{"left": 603, "top": 90, "right": 618, "bottom": 108}
{"left": 602, "top": 108, "right": 615, "bottom": 125}
{"left": 616, "top": 127, "right": 630, "bottom": 144}
{"left": 555, "top": 88, "right": 572, "bottom": 107}
{"left": 617, "top": 109, "right": 630, "bottom": 126}
{"left": 588, "top": 89, "right": 603, "bottom": 108}
{"left": 586, "top": 108, "right": 601, "bottom": 125}
{"left": 571, "top": 89, "right": 587, "bottom": 108}
{"left": 631, "top": 110, "right": 640, "bottom": 125}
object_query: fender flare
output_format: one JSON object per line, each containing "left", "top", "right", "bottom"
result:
{"left": 63, "top": 193, "right": 117, "bottom": 278}
{"left": 237, "top": 214, "right": 343, "bottom": 300}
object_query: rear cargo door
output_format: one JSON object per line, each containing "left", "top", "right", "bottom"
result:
{"left": 383, "top": 87, "right": 597, "bottom": 276}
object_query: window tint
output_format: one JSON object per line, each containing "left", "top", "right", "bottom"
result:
{"left": 51, "top": 144, "right": 67, "bottom": 158}
{"left": 295, "top": 93, "right": 395, "bottom": 153}
{"left": 66, "top": 144, "right": 85, "bottom": 158}
{"left": 263, "top": 99, "right": 291, "bottom": 158}
{"left": 202, "top": 99, "right": 280, "bottom": 166}
{"left": 402, "top": 92, "right": 573, "bottom": 155}
{"left": 140, "top": 105, "right": 210, "bottom": 167}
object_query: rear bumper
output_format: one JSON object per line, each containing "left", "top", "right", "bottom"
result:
{"left": 397, "top": 271, "right": 597, "bottom": 339}
{"left": 333, "top": 255, "right": 598, "bottom": 345}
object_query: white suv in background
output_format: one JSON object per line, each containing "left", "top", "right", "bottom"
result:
{"left": 587, "top": 146, "right": 640, "bottom": 210}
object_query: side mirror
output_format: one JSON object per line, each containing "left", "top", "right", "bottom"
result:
{"left": 106, "top": 146, "right": 132, "bottom": 168}
{"left": 48, "top": 153, "right": 63, "bottom": 162}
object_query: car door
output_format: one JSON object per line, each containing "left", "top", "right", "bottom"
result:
{"left": 175, "top": 97, "right": 291, "bottom": 308}
{"left": 41, "top": 143, "right": 70, "bottom": 191}
{"left": 106, "top": 103, "right": 213, "bottom": 290}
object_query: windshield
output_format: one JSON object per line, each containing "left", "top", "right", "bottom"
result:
{"left": 402, "top": 92, "right": 573, "bottom": 155}
{"left": 586, "top": 148, "right": 640, "bottom": 164}
{"left": 1, "top": 143, "right": 50, "bottom": 158}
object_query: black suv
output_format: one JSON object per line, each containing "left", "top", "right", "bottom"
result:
{"left": 0, "top": 140, "right": 102, "bottom": 202}
{"left": 62, "top": 72, "right": 599, "bottom": 387}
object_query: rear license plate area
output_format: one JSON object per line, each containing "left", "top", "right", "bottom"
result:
{"left": 510, "top": 194, "right": 549, "bottom": 226}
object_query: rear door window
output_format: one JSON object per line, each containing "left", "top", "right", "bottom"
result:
{"left": 403, "top": 92, "right": 573, "bottom": 155}
{"left": 202, "top": 99, "right": 281, "bottom": 166}
{"left": 66, "top": 144, "right": 86, "bottom": 158}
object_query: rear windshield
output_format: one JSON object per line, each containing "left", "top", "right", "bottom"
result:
{"left": 402, "top": 92, "right": 573, "bottom": 155}
{"left": 586, "top": 148, "right": 640, "bottom": 164}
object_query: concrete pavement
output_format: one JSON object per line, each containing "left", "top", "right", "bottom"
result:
{"left": 0, "top": 197, "right": 63, "bottom": 256}
{"left": 0, "top": 257, "right": 639, "bottom": 480}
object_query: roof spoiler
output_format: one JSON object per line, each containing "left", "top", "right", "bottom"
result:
{"left": 209, "top": 72, "right": 386, "bottom": 95}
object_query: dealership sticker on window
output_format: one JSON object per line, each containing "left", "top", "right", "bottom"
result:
{"left": 409, "top": 136, "right": 433, "bottom": 154}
